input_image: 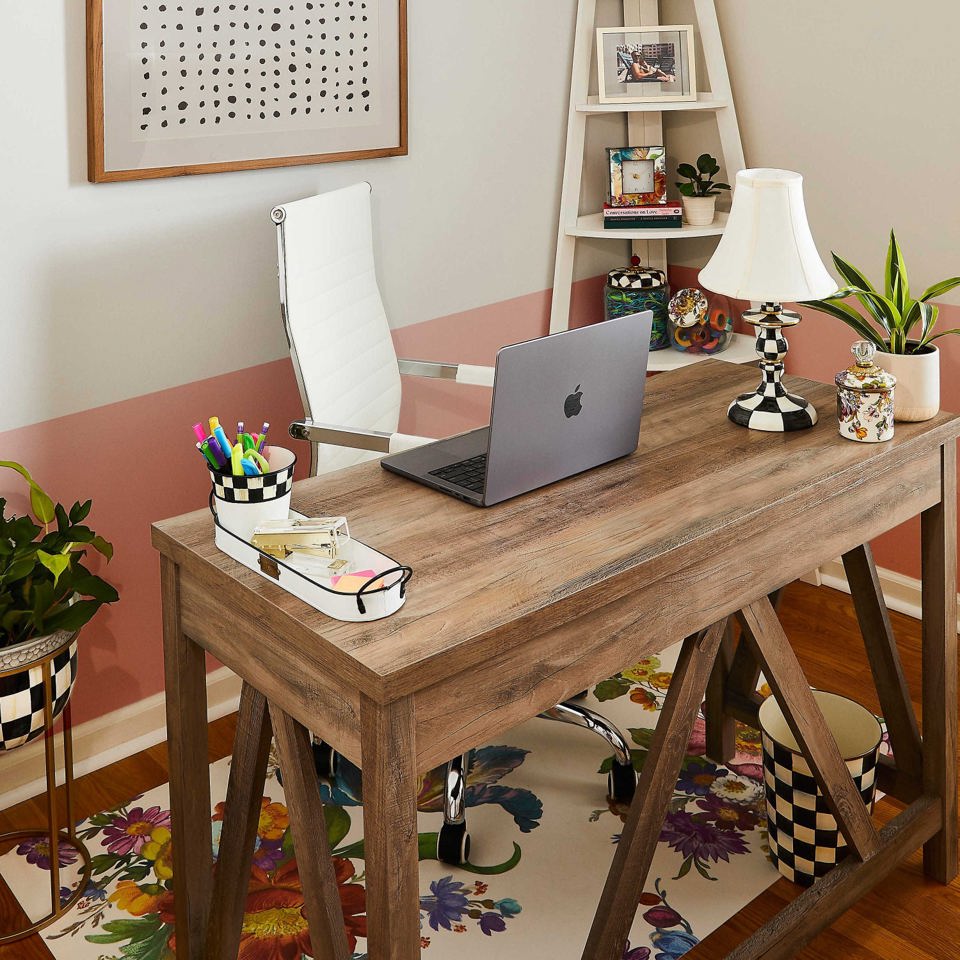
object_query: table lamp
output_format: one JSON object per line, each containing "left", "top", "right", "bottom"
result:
{"left": 699, "top": 169, "right": 838, "bottom": 431}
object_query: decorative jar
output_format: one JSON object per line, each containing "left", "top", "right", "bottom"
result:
{"left": 604, "top": 260, "right": 669, "bottom": 351}
{"left": 835, "top": 341, "right": 896, "bottom": 443}
{"left": 667, "top": 287, "right": 732, "bottom": 354}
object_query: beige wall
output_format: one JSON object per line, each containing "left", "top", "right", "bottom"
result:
{"left": 660, "top": 0, "right": 960, "bottom": 292}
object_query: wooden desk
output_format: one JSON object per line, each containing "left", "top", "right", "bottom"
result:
{"left": 152, "top": 360, "right": 960, "bottom": 960}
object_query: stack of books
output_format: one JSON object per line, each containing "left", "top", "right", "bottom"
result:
{"left": 603, "top": 201, "right": 683, "bottom": 230}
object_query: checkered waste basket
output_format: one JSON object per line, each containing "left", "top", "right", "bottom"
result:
{"left": 759, "top": 689, "right": 881, "bottom": 885}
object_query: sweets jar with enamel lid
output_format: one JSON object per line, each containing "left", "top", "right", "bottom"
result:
{"left": 835, "top": 341, "right": 896, "bottom": 443}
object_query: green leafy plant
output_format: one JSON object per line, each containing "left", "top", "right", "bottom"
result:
{"left": 0, "top": 461, "right": 118, "bottom": 650}
{"left": 801, "top": 231, "right": 960, "bottom": 354}
{"left": 675, "top": 154, "right": 731, "bottom": 198}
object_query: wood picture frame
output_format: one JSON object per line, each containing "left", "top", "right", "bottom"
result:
{"left": 596, "top": 25, "right": 696, "bottom": 104}
{"left": 86, "top": 0, "right": 407, "bottom": 183}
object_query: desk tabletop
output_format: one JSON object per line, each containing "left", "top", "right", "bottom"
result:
{"left": 153, "top": 360, "right": 960, "bottom": 699}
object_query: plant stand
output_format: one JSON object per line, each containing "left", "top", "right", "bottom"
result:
{"left": 0, "top": 637, "right": 92, "bottom": 945}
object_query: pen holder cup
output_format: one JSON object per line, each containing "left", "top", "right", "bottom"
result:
{"left": 759, "top": 690, "right": 881, "bottom": 886}
{"left": 209, "top": 446, "right": 297, "bottom": 541}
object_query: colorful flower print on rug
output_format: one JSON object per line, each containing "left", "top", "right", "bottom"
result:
{"left": 319, "top": 744, "right": 544, "bottom": 836}
{"left": 33, "top": 785, "right": 522, "bottom": 960}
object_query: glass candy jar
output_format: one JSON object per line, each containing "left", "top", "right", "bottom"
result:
{"left": 604, "top": 258, "right": 670, "bottom": 351}
{"left": 667, "top": 287, "right": 732, "bottom": 354}
{"left": 835, "top": 341, "right": 896, "bottom": 443}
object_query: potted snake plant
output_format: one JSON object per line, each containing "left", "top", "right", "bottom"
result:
{"left": 0, "top": 461, "right": 117, "bottom": 751}
{"left": 801, "top": 231, "right": 960, "bottom": 421}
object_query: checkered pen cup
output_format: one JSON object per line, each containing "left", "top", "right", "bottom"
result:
{"left": 209, "top": 446, "right": 296, "bottom": 541}
{"left": 759, "top": 690, "right": 881, "bottom": 886}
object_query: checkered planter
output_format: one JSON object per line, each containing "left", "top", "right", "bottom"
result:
{"left": 759, "top": 691, "right": 881, "bottom": 886}
{"left": 0, "top": 634, "right": 78, "bottom": 752}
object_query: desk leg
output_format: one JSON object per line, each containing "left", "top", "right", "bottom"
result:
{"left": 921, "top": 441, "right": 959, "bottom": 883}
{"left": 584, "top": 621, "right": 726, "bottom": 960}
{"left": 206, "top": 682, "right": 273, "bottom": 960}
{"left": 360, "top": 694, "right": 420, "bottom": 960}
{"left": 160, "top": 557, "right": 212, "bottom": 960}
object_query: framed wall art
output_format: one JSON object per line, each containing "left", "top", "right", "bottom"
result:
{"left": 86, "top": 0, "right": 407, "bottom": 182}
{"left": 596, "top": 25, "right": 696, "bottom": 104}
{"left": 607, "top": 146, "right": 666, "bottom": 206}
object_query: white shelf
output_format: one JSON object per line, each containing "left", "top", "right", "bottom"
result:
{"left": 576, "top": 93, "right": 728, "bottom": 113}
{"left": 647, "top": 332, "right": 756, "bottom": 372}
{"left": 568, "top": 211, "right": 728, "bottom": 241}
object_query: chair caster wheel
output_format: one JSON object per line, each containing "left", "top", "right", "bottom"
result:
{"left": 607, "top": 760, "right": 637, "bottom": 805}
{"left": 312, "top": 739, "right": 339, "bottom": 780}
{"left": 437, "top": 821, "right": 471, "bottom": 866}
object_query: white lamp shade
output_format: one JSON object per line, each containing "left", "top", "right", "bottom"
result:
{"left": 698, "top": 169, "right": 838, "bottom": 303}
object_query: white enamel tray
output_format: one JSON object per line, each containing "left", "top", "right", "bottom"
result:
{"left": 213, "top": 508, "right": 411, "bottom": 622}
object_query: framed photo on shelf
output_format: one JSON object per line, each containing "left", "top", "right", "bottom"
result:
{"left": 596, "top": 25, "right": 696, "bottom": 104}
{"left": 607, "top": 146, "right": 666, "bottom": 206}
{"left": 86, "top": 0, "right": 407, "bottom": 183}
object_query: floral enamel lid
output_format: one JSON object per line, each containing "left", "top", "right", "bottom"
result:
{"left": 835, "top": 341, "right": 896, "bottom": 394}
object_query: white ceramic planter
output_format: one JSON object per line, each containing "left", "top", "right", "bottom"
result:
{"left": 681, "top": 195, "right": 716, "bottom": 226}
{"left": 0, "top": 630, "right": 78, "bottom": 751}
{"left": 875, "top": 343, "right": 940, "bottom": 422}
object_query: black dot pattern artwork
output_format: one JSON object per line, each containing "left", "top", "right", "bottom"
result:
{"left": 135, "top": 1, "right": 374, "bottom": 137}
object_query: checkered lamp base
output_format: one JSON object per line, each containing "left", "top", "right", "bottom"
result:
{"left": 0, "top": 640, "right": 78, "bottom": 752}
{"left": 728, "top": 363, "right": 819, "bottom": 432}
{"left": 762, "top": 731, "right": 878, "bottom": 885}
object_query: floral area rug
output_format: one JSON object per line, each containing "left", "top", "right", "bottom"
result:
{"left": 1, "top": 640, "right": 786, "bottom": 960}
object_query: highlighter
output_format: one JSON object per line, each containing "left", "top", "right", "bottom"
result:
{"left": 197, "top": 441, "right": 219, "bottom": 468}
{"left": 214, "top": 425, "right": 233, "bottom": 463}
{"left": 192, "top": 422, "right": 206, "bottom": 443}
{"left": 241, "top": 457, "right": 261, "bottom": 476}
{"left": 209, "top": 416, "right": 221, "bottom": 435}
{"left": 204, "top": 436, "right": 228, "bottom": 468}
{"left": 231, "top": 442, "right": 245, "bottom": 477}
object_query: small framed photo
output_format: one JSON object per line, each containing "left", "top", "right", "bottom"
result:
{"left": 596, "top": 25, "right": 696, "bottom": 104}
{"left": 608, "top": 146, "right": 667, "bottom": 206}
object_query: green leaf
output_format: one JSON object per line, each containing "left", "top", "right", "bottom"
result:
{"left": 675, "top": 182, "right": 696, "bottom": 197}
{"left": 91, "top": 535, "right": 114, "bottom": 560}
{"left": 325, "top": 805, "right": 351, "bottom": 848}
{"left": 675, "top": 856, "right": 694, "bottom": 879}
{"left": 916, "top": 302, "right": 939, "bottom": 347}
{"left": 72, "top": 573, "right": 119, "bottom": 603}
{"left": 884, "top": 230, "right": 909, "bottom": 311}
{"left": 0, "top": 461, "right": 56, "bottom": 524}
{"left": 922, "top": 327, "right": 960, "bottom": 344}
{"left": 854, "top": 290, "right": 901, "bottom": 338}
{"left": 629, "top": 726, "right": 656, "bottom": 749}
{"left": 89, "top": 853, "right": 116, "bottom": 874}
{"left": 918, "top": 276, "right": 960, "bottom": 302}
{"left": 43, "top": 598, "right": 101, "bottom": 633}
{"left": 676, "top": 163, "right": 697, "bottom": 180}
{"left": 799, "top": 299, "right": 886, "bottom": 348}
{"left": 696, "top": 153, "right": 716, "bottom": 174}
{"left": 37, "top": 549, "right": 71, "bottom": 588}
{"left": 710, "top": 182, "right": 731, "bottom": 191}
{"left": 70, "top": 500, "right": 92, "bottom": 524}
{"left": 831, "top": 253, "right": 876, "bottom": 294}
{"left": 593, "top": 677, "right": 633, "bottom": 702}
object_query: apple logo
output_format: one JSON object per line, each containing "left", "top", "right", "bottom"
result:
{"left": 564, "top": 384, "right": 583, "bottom": 419}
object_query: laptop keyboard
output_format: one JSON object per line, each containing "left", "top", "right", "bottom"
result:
{"left": 429, "top": 454, "right": 487, "bottom": 493}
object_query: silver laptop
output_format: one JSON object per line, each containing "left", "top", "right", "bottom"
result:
{"left": 380, "top": 312, "right": 653, "bottom": 506}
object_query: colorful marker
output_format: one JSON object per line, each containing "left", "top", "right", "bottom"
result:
{"left": 209, "top": 416, "right": 221, "bottom": 436}
{"left": 231, "top": 442, "right": 245, "bottom": 477}
{"left": 197, "top": 441, "right": 219, "bottom": 468}
{"left": 203, "top": 436, "right": 227, "bottom": 468}
{"left": 257, "top": 422, "right": 270, "bottom": 453}
{"left": 214, "top": 425, "right": 233, "bottom": 463}
{"left": 192, "top": 422, "right": 206, "bottom": 443}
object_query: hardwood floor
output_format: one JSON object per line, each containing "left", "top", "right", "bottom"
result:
{"left": 1, "top": 581, "right": 958, "bottom": 959}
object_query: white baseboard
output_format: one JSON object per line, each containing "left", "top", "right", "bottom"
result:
{"left": 818, "top": 559, "right": 960, "bottom": 630}
{"left": 0, "top": 667, "right": 241, "bottom": 812}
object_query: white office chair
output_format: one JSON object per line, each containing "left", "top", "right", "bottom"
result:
{"left": 272, "top": 182, "right": 636, "bottom": 865}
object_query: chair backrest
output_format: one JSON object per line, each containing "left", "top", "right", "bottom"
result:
{"left": 273, "top": 183, "right": 402, "bottom": 476}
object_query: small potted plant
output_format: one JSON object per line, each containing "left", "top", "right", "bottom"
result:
{"left": 675, "top": 153, "right": 730, "bottom": 226}
{"left": 0, "top": 461, "right": 118, "bottom": 751}
{"left": 801, "top": 231, "right": 960, "bottom": 421}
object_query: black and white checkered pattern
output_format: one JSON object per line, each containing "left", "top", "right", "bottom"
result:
{"left": 0, "top": 640, "right": 78, "bottom": 752}
{"left": 728, "top": 359, "right": 818, "bottom": 432}
{"left": 210, "top": 461, "right": 295, "bottom": 504}
{"left": 762, "top": 731, "right": 878, "bottom": 885}
{"left": 606, "top": 267, "right": 666, "bottom": 290}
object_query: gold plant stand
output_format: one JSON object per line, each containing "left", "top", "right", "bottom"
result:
{"left": 0, "top": 638, "right": 92, "bottom": 944}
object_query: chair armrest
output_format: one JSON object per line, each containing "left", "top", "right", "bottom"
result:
{"left": 397, "top": 359, "right": 495, "bottom": 388}
{"left": 288, "top": 419, "right": 431, "bottom": 453}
